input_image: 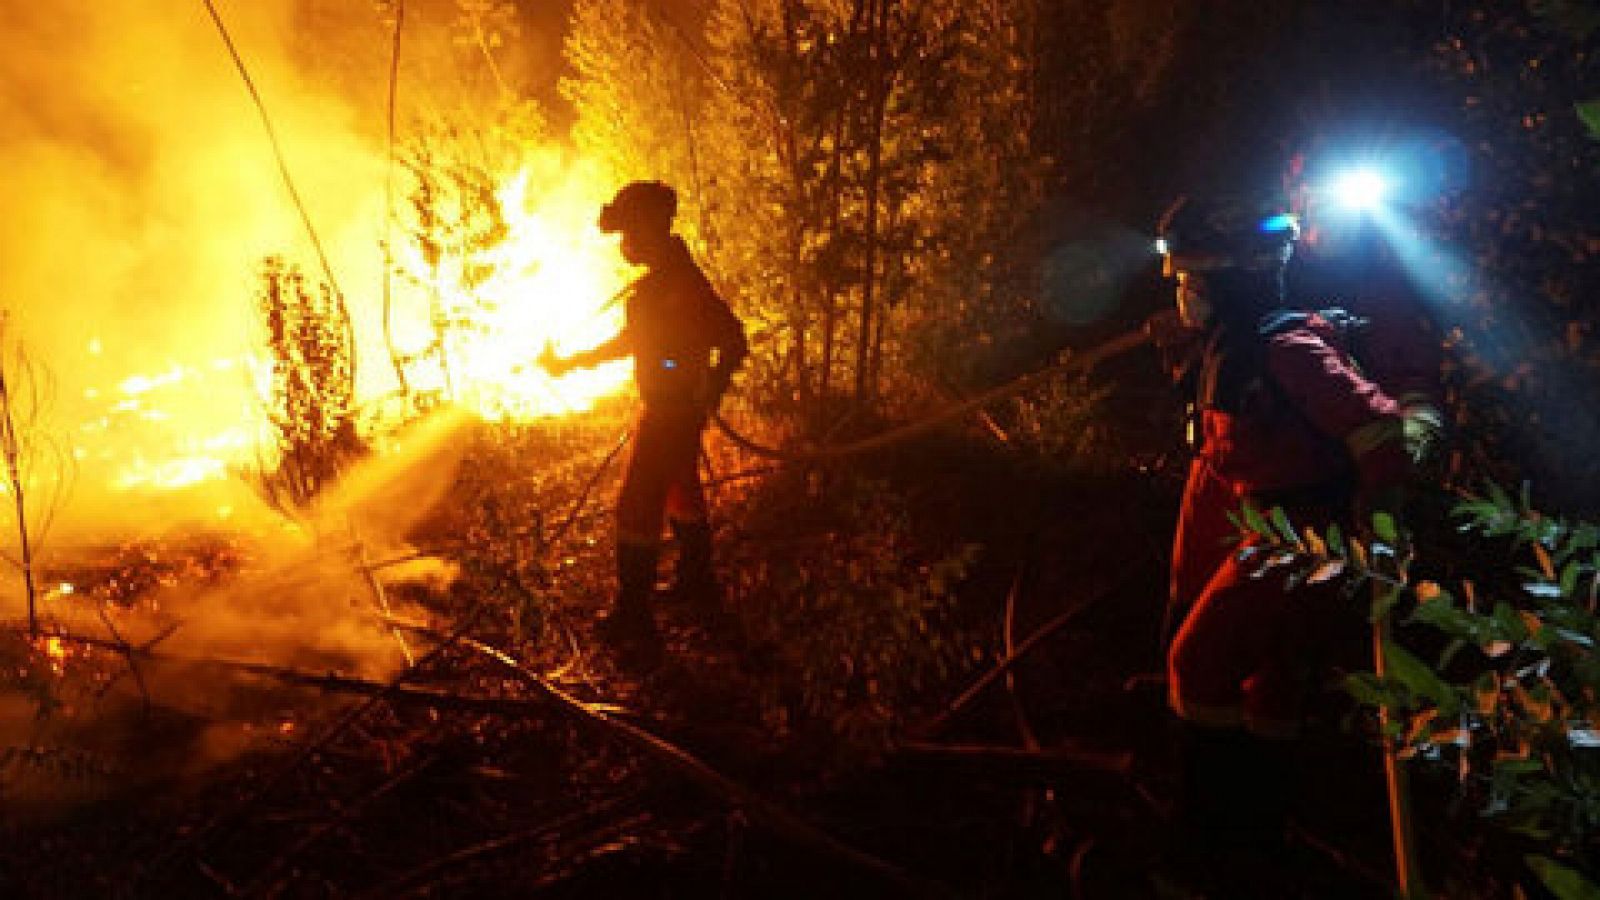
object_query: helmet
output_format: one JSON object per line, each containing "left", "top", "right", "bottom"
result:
{"left": 598, "top": 181, "right": 677, "bottom": 235}
{"left": 1156, "top": 193, "right": 1299, "bottom": 278}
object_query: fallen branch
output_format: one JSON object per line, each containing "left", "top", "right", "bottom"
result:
{"left": 893, "top": 740, "right": 1133, "bottom": 780}
{"left": 18, "top": 625, "right": 550, "bottom": 717}
{"left": 127, "top": 607, "right": 490, "bottom": 889}
{"left": 915, "top": 591, "right": 1102, "bottom": 739}
{"left": 246, "top": 750, "right": 442, "bottom": 899}
{"left": 356, "top": 791, "right": 645, "bottom": 900}
{"left": 408, "top": 621, "right": 961, "bottom": 899}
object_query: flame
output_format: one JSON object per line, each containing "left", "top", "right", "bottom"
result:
{"left": 41, "top": 636, "right": 67, "bottom": 675}
{"left": 74, "top": 156, "right": 636, "bottom": 497}
{"left": 387, "top": 164, "right": 636, "bottom": 419}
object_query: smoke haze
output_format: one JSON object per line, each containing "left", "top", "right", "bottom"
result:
{"left": 0, "top": 1, "right": 541, "bottom": 801}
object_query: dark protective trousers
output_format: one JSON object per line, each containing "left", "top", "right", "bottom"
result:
{"left": 617, "top": 405, "right": 708, "bottom": 547}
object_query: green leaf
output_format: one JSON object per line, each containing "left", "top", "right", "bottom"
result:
{"left": 1326, "top": 523, "right": 1346, "bottom": 558}
{"left": 1269, "top": 506, "right": 1301, "bottom": 548}
{"left": 1494, "top": 757, "right": 1545, "bottom": 775}
{"left": 1381, "top": 639, "right": 1460, "bottom": 715}
{"left": 1493, "top": 602, "right": 1532, "bottom": 642}
{"left": 1242, "top": 502, "right": 1270, "bottom": 539}
{"left": 1487, "top": 481, "right": 1514, "bottom": 514}
{"left": 1373, "top": 511, "right": 1398, "bottom": 546}
{"left": 1574, "top": 97, "right": 1600, "bottom": 139}
{"left": 1523, "top": 845, "right": 1600, "bottom": 896}
{"left": 1560, "top": 560, "right": 1583, "bottom": 598}
{"left": 1371, "top": 583, "right": 1404, "bottom": 623}
{"left": 1344, "top": 672, "right": 1393, "bottom": 708}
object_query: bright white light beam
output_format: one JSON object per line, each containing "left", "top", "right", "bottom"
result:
{"left": 1330, "top": 168, "right": 1389, "bottom": 212}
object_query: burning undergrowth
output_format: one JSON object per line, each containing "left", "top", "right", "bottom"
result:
{"left": 0, "top": 407, "right": 475, "bottom": 812}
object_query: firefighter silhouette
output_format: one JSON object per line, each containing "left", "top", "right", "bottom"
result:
{"left": 541, "top": 181, "right": 748, "bottom": 666}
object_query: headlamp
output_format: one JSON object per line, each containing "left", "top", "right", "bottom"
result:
{"left": 1328, "top": 167, "right": 1389, "bottom": 213}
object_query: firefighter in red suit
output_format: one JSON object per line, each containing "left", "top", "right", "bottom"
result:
{"left": 541, "top": 181, "right": 748, "bottom": 664}
{"left": 1147, "top": 191, "right": 1443, "bottom": 887}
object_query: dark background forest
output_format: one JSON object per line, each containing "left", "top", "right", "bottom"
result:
{"left": 0, "top": 0, "right": 1596, "bottom": 898}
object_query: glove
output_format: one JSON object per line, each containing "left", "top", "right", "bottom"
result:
{"left": 1402, "top": 404, "right": 1445, "bottom": 468}
{"left": 537, "top": 341, "right": 571, "bottom": 377}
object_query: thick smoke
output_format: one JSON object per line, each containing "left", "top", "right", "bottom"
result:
{"left": 0, "top": 2, "right": 510, "bottom": 803}
{"left": 0, "top": 1, "right": 398, "bottom": 537}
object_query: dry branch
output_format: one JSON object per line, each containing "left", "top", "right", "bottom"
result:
{"left": 126, "top": 607, "right": 491, "bottom": 889}
{"left": 916, "top": 600, "right": 1095, "bottom": 738}
{"left": 411, "top": 622, "right": 962, "bottom": 899}
{"left": 245, "top": 750, "right": 442, "bottom": 899}
{"left": 355, "top": 791, "right": 645, "bottom": 900}
{"left": 893, "top": 740, "right": 1133, "bottom": 781}
{"left": 18, "top": 625, "right": 546, "bottom": 717}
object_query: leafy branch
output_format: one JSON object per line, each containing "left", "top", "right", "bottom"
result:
{"left": 1235, "top": 488, "right": 1600, "bottom": 897}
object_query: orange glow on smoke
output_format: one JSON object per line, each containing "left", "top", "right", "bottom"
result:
{"left": 72, "top": 158, "right": 635, "bottom": 497}
{"left": 3, "top": 5, "right": 658, "bottom": 512}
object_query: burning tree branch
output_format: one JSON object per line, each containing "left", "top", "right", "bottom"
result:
{"left": 0, "top": 311, "right": 73, "bottom": 636}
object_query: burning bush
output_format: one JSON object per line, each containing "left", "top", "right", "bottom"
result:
{"left": 255, "top": 256, "right": 365, "bottom": 510}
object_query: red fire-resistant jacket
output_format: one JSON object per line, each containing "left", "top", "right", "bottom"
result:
{"left": 1199, "top": 313, "right": 1407, "bottom": 501}
{"left": 1168, "top": 311, "right": 1414, "bottom": 618}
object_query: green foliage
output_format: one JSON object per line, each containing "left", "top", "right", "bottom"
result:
{"left": 256, "top": 258, "right": 364, "bottom": 510}
{"left": 1237, "top": 487, "right": 1600, "bottom": 890}
{"left": 1528, "top": 854, "right": 1600, "bottom": 900}
{"left": 1579, "top": 99, "right": 1600, "bottom": 141}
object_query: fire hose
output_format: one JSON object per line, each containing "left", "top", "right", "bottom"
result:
{"left": 708, "top": 327, "right": 1152, "bottom": 464}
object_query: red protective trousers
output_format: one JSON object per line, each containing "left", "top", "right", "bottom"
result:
{"left": 1167, "top": 459, "right": 1361, "bottom": 737}
{"left": 616, "top": 405, "right": 708, "bottom": 547}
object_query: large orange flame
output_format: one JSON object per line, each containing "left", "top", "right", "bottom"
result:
{"left": 386, "top": 162, "right": 636, "bottom": 420}
{"left": 81, "top": 157, "right": 635, "bottom": 498}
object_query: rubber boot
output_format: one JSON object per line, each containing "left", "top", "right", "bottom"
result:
{"left": 667, "top": 520, "right": 720, "bottom": 608}
{"left": 668, "top": 519, "right": 744, "bottom": 651}
{"left": 595, "top": 541, "right": 662, "bottom": 669}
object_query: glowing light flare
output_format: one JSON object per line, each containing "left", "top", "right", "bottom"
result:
{"left": 1329, "top": 168, "right": 1389, "bottom": 212}
{"left": 111, "top": 455, "right": 230, "bottom": 491}
{"left": 118, "top": 365, "right": 187, "bottom": 396}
